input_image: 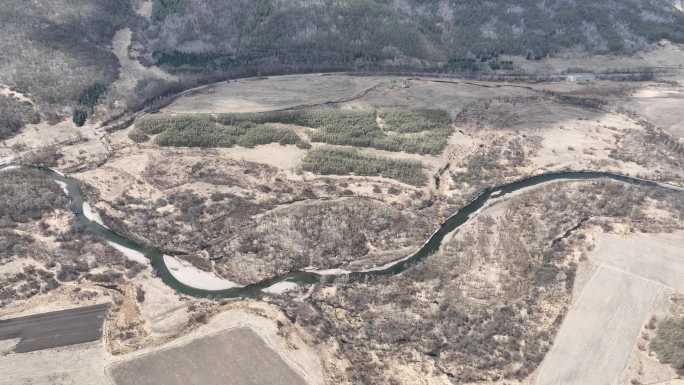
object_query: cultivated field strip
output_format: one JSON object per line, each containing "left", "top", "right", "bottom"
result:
{"left": 0, "top": 303, "right": 109, "bottom": 353}
{"left": 109, "top": 327, "right": 307, "bottom": 385}
{"left": 536, "top": 266, "right": 662, "bottom": 385}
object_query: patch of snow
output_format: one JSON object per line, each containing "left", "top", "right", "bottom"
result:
{"left": 262, "top": 281, "right": 299, "bottom": 295}
{"left": 163, "top": 255, "right": 242, "bottom": 290}
{"left": 306, "top": 267, "right": 352, "bottom": 276}
{"left": 0, "top": 165, "right": 19, "bottom": 172}
{"left": 82, "top": 202, "right": 109, "bottom": 229}
{"left": 48, "top": 167, "right": 65, "bottom": 177}
{"left": 0, "top": 338, "right": 19, "bottom": 355}
{"left": 54, "top": 180, "right": 69, "bottom": 196}
{"left": 108, "top": 242, "right": 148, "bottom": 265}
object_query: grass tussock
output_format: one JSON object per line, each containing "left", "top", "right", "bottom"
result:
{"left": 302, "top": 147, "right": 427, "bottom": 186}
{"left": 651, "top": 317, "right": 684, "bottom": 371}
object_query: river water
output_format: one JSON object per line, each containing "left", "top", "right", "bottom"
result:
{"left": 19, "top": 166, "right": 683, "bottom": 298}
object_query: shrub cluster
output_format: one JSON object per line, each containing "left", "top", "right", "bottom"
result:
{"left": 0, "top": 168, "right": 68, "bottom": 226}
{"left": 220, "top": 108, "right": 453, "bottom": 154}
{"left": 651, "top": 317, "right": 684, "bottom": 370}
{"left": 145, "top": 115, "right": 300, "bottom": 148}
{"left": 302, "top": 147, "right": 427, "bottom": 186}
{"left": 0, "top": 94, "right": 39, "bottom": 140}
{"left": 137, "top": 108, "right": 452, "bottom": 154}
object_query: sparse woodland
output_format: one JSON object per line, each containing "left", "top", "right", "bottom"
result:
{"left": 0, "top": 95, "right": 39, "bottom": 141}
{"left": 284, "top": 180, "right": 684, "bottom": 384}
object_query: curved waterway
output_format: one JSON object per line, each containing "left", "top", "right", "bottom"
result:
{"left": 11, "top": 165, "right": 683, "bottom": 298}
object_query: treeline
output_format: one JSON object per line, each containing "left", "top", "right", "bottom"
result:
{"left": 302, "top": 147, "right": 427, "bottom": 186}
{"left": 140, "top": 0, "right": 684, "bottom": 78}
{"left": 73, "top": 83, "right": 107, "bottom": 126}
{"left": 134, "top": 114, "right": 300, "bottom": 148}
{"left": 219, "top": 108, "right": 452, "bottom": 155}
{"left": 137, "top": 108, "right": 453, "bottom": 154}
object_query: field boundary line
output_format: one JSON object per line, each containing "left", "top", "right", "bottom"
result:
{"left": 598, "top": 263, "right": 673, "bottom": 290}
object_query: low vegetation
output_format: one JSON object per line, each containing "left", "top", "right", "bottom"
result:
{"left": 451, "top": 134, "right": 543, "bottom": 192}
{"left": 0, "top": 167, "right": 145, "bottom": 308}
{"left": 0, "top": 94, "right": 39, "bottom": 140}
{"left": 0, "top": 168, "right": 68, "bottom": 226}
{"left": 651, "top": 317, "right": 684, "bottom": 371}
{"left": 135, "top": 115, "right": 300, "bottom": 148}
{"left": 140, "top": 108, "right": 453, "bottom": 154}
{"left": 302, "top": 147, "right": 427, "bottom": 186}
{"left": 378, "top": 108, "right": 451, "bottom": 133}
{"left": 285, "top": 180, "right": 684, "bottom": 384}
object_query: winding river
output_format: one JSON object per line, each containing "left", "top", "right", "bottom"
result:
{"left": 7, "top": 165, "right": 684, "bottom": 298}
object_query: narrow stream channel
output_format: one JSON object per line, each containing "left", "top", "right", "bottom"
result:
{"left": 11, "top": 165, "right": 683, "bottom": 298}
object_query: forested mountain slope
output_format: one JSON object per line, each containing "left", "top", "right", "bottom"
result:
{"left": 141, "top": 0, "right": 684, "bottom": 70}
{"left": 1, "top": 0, "right": 683, "bottom": 122}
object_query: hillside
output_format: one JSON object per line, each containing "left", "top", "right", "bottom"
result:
{"left": 139, "top": 0, "right": 684, "bottom": 71}
{"left": 0, "top": 0, "right": 683, "bottom": 127}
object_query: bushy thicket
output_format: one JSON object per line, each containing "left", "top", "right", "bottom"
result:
{"left": 0, "top": 94, "right": 39, "bottom": 140}
{"left": 220, "top": 108, "right": 452, "bottom": 154}
{"left": 651, "top": 317, "right": 684, "bottom": 370}
{"left": 0, "top": 168, "right": 68, "bottom": 226}
{"left": 302, "top": 147, "right": 427, "bottom": 186}
{"left": 378, "top": 109, "right": 451, "bottom": 133}
{"left": 143, "top": 114, "right": 300, "bottom": 148}
{"left": 138, "top": 108, "right": 453, "bottom": 154}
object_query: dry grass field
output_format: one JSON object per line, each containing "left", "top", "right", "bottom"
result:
{"left": 110, "top": 327, "right": 307, "bottom": 385}
{"left": 536, "top": 231, "right": 684, "bottom": 385}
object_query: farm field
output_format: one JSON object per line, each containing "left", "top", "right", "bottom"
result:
{"left": 536, "top": 231, "right": 684, "bottom": 385}
{"left": 110, "top": 327, "right": 307, "bottom": 385}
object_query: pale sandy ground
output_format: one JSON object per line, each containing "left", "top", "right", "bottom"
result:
{"left": 625, "top": 85, "right": 684, "bottom": 139}
{"left": 262, "top": 281, "right": 300, "bottom": 295}
{"left": 83, "top": 201, "right": 110, "bottom": 229}
{"left": 54, "top": 179, "right": 69, "bottom": 194}
{"left": 527, "top": 111, "right": 652, "bottom": 176}
{"left": 107, "top": 242, "right": 148, "bottom": 265}
{"left": 536, "top": 231, "right": 684, "bottom": 385}
{"left": 163, "top": 254, "right": 241, "bottom": 290}
{"left": 0, "top": 341, "right": 111, "bottom": 385}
